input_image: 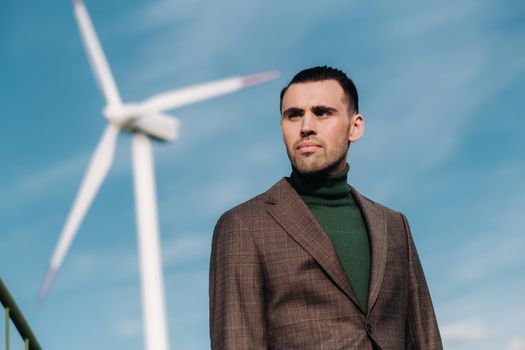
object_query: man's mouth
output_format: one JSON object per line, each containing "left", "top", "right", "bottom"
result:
{"left": 296, "top": 141, "right": 322, "bottom": 154}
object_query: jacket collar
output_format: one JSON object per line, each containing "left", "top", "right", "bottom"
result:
{"left": 349, "top": 186, "right": 387, "bottom": 314}
{"left": 264, "top": 178, "right": 387, "bottom": 315}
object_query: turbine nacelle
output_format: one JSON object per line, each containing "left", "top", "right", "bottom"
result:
{"left": 103, "top": 104, "right": 179, "bottom": 141}
{"left": 132, "top": 113, "right": 180, "bottom": 142}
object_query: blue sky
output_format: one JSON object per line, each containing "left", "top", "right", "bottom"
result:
{"left": 1, "top": 0, "right": 524, "bottom": 349}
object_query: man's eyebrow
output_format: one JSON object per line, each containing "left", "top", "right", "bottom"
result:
{"left": 282, "top": 107, "right": 304, "bottom": 116}
{"left": 311, "top": 105, "right": 338, "bottom": 113}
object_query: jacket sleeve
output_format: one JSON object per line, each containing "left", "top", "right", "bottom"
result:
{"left": 401, "top": 214, "right": 443, "bottom": 350}
{"left": 209, "top": 210, "right": 268, "bottom": 350}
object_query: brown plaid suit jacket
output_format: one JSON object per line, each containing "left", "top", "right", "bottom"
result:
{"left": 209, "top": 178, "right": 442, "bottom": 350}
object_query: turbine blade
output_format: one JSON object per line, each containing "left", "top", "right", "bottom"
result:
{"left": 72, "top": 0, "right": 122, "bottom": 106}
{"left": 37, "top": 268, "right": 57, "bottom": 307}
{"left": 138, "top": 70, "right": 280, "bottom": 113}
{"left": 37, "top": 124, "right": 120, "bottom": 305}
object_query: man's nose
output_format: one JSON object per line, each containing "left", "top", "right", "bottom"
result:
{"left": 300, "top": 113, "right": 316, "bottom": 137}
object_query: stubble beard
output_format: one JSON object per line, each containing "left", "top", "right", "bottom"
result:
{"left": 286, "top": 137, "right": 349, "bottom": 176}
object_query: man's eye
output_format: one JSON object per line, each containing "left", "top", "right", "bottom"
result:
{"left": 286, "top": 112, "right": 301, "bottom": 119}
{"left": 313, "top": 107, "right": 331, "bottom": 117}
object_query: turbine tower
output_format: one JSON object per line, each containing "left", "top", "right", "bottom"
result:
{"left": 38, "top": 1, "right": 279, "bottom": 350}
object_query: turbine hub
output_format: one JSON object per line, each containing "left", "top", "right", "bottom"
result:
{"left": 103, "top": 103, "right": 142, "bottom": 125}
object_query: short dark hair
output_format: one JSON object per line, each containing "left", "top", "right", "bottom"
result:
{"left": 280, "top": 66, "right": 359, "bottom": 114}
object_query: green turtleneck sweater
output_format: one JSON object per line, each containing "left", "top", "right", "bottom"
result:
{"left": 290, "top": 164, "right": 371, "bottom": 312}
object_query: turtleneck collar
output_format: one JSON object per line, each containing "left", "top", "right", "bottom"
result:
{"left": 290, "top": 163, "right": 351, "bottom": 199}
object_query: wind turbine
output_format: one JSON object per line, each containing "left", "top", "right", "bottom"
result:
{"left": 37, "top": 1, "right": 279, "bottom": 350}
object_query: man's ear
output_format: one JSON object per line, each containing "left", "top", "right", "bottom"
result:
{"left": 348, "top": 113, "right": 364, "bottom": 142}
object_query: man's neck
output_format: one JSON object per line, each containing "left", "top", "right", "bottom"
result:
{"left": 290, "top": 164, "right": 351, "bottom": 199}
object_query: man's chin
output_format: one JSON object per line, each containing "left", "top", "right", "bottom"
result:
{"left": 292, "top": 159, "right": 331, "bottom": 176}
{"left": 291, "top": 154, "right": 346, "bottom": 177}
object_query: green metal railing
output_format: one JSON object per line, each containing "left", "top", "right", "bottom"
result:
{"left": 0, "top": 279, "right": 41, "bottom": 350}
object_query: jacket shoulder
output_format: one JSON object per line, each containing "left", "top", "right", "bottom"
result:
{"left": 351, "top": 187, "right": 406, "bottom": 223}
{"left": 218, "top": 178, "right": 286, "bottom": 220}
{"left": 212, "top": 178, "right": 286, "bottom": 250}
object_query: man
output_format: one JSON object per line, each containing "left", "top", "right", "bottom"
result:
{"left": 209, "top": 66, "right": 442, "bottom": 349}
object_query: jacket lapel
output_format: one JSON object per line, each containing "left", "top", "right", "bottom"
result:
{"left": 265, "top": 178, "right": 362, "bottom": 310}
{"left": 350, "top": 187, "right": 387, "bottom": 314}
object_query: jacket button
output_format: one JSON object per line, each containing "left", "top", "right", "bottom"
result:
{"left": 366, "top": 323, "right": 373, "bottom": 334}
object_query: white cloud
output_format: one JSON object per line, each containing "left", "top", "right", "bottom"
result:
{"left": 439, "top": 175, "right": 525, "bottom": 291}
{"left": 0, "top": 154, "right": 88, "bottom": 209}
{"left": 508, "top": 339, "right": 525, "bottom": 350}
{"left": 350, "top": 1, "right": 525, "bottom": 202}
{"left": 382, "top": 1, "right": 482, "bottom": 38}
{"left": 59, "top": 249, "right": 139, "bottom": 289}
{"left": 0, "top": 133, "right": 134, "bottom": 211}
{"left": 433, "top": 180, "right": 525, "bottom": 349}
{"left": 115, "top": 318, "right": 142, "bottom": 338}
{"left": 159, "top": 168, "right": 256, "bottom": 220}
{"left": 441, "top": 318, "right": 487, "bottom": 342}
{"left": 53, "top": 232, "right": 213, "bottom": 288}
{"left": 162, "top": 234, "right": 211, "bottom": 265}
{"left": 124, "top": 0, "right": 269, "bottom": 87}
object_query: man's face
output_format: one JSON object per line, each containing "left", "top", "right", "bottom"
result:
{"left": 281, "top": 79, "right": 363, "bottom": 175}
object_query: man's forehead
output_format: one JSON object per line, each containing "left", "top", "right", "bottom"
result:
{"left": 282, "top": 80, "right": 346, "bottom": 108}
